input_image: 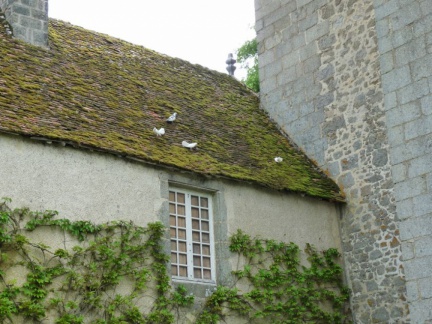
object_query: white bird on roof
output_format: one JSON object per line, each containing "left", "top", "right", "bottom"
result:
{"left": 182, "top": 141, "right": 197, "bottom": 149}
{"left": 166, "top": 112, "right": 177, "bottom": 123}
{"left": 153, "top": 127, "right": 165, "bottom": 136}
{"left": 274, "top": 157, "right": 283, "bottom": 163}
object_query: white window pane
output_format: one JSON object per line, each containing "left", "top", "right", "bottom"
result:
{"left": 178, "top": 229, "right": 186, "bottom": 239}
{"left": 202, "top": 245, "right": 210, "bottom": 256}
{"left": 169, "top": 216, "right": 176, "bottom": 226}
{"left": 192, "top": 219, "right": 200, "bottom": 230}
{"left": 177, "top": 205, "right": 185, "bottom": 216}
{"left": 169, "top": 203, "right": 175, "bottom": 214}
{"left": 171, "top": 266, "right": 178, "bottom": 276}
{"left": 171, "top": 253, "right": 177, "bottom": 263}
{"left": 193, "top": 256, "right": 201, "bottom": 266}
{"left": 169, "top": 191, "right": 175, "bottom": 202}
{"left": 193, "top": 244, "right": 201, "bottom": 254}
{"left": 170, "top": 228, "right": 176, "bottom": 238}
{"left": 178, "top": 217, "right": 186, "bottom": 228}
{"left": 177, "top": 193, "right": 185, "bottom": 204}
{"left": 201, "top": 209, "right": 209, "bottom": 220}
{"left": 201, "top": 221, "right": 209, "bottom": 231}
{"left": 202, "top": 233, "right": 210, "bottom": 243}
{"left": 194, "top": 268, "right": 202, "bottom": 279}
{"left": 200, "top": 197, "right": 208, "bottom": 207}
{"left": 179, "top": 253, "right": 187, "bottom": 265}
{"left": 192, "top": 231, "right": 200, "bottom": 242}
{"left": 203, "top": 269, "right": 211, "bottom": 280}
{"left": 191, "top": 195, "right": 199, "bottom": 206}
{"left": 192, "top": 207, "right": 199, "bottom": 218}
{"left": 179, "top": 266, "right": 187, "bottom": 277}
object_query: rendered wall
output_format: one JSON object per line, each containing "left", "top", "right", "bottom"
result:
{"left": 0, "top": 134, "right": 341, "bottom": 291}
{"left": 255, "top": 0, "right": 408, "bottom": 322}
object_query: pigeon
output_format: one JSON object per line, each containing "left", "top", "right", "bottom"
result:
{"left": 166, "top": 112, "right": 177, "bottom": 123}
{"left": 153, "top": 127, "right": 165, "bottom": 136}
{"left": 182, "top": 141, "right": 197, "bottom": 149}
{"left": 274, "top": 157, "right": 283, "bottom": 163}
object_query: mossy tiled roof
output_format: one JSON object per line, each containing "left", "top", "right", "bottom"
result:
{"left": 0, "top": 19, "right": 344, "bottom": 202}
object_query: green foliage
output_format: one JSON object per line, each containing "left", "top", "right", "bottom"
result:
{"left": 0, "top": 199, "right": 193, "bottom": 323}
{"left": 198, "top": 230, "right": 351, "bottom": 323}
{"left": 236, "top": 38, "right": 259, "bottom": 92}
{"left": 0, "top": 199, "right": 349, "bottom": 323}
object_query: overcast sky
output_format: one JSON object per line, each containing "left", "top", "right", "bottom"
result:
{"left": 49, "top": 0, "right": 256, "bottom": 79}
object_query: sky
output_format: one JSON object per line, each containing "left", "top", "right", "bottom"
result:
{"left": 49, "top": 0, "right": 256, "bottom": 79}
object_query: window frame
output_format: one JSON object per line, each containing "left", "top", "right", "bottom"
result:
{"left": 169, "top": 187, "right": 216, "bottom": 284}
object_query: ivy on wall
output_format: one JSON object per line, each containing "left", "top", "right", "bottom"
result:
{"left": 0, "top": 199, "right": 350, "bottom": 323}
{"left": 198, "top": 230, "right": 351, "bottom": 323}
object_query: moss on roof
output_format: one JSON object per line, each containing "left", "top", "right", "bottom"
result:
{"left": 0, "top": 19, "right": 344, "bottom": 202}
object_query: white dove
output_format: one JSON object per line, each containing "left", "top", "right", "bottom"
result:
{"left": 274, "top": 157, "right": 283, "bottom": 163}
{"left": 182, "top": 141, "right": 197, "bottom": 149}
{"left": 153, "top": 127, "right": 165, "bottom": 136}
{"left": 166, "top": 112, "right": 177, "bottom": 123}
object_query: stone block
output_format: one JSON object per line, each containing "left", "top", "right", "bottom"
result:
{"left": 397, "top": 78, "right": 429, "bottom": 105}
{"left": 410, "top": 52, "right": 432, "bottom": 81}
{"left": 399, "top": 214, "right": 432, "bottom": 240}
{"left": 12, "top": 4, "right": 30, "bottom": 16}
{"left": 390, "top": 2, "right": 421, "bottom": 31}
{"left": 410, "top": 298, "right": 432, "bottom": 323}
{"left": 415, "top": 236, "right": 432, "bottom": 258}
{"left": 262, "top": 60, "right": 282, "bottom": 80}
{"left": 296, "top": 0, "right": 313, "bottom": 9}
{"left": 405, "top": 114, "right": 432, "bottom": 141}
{"left": 396, "top": 198, "right": 414, "bottom": 220}
{"left": 408, "top": 153, "right": 432, "bottom": 178}
{"left": 303, "top": 55, "right": 320, "bottom": 73}
{"left": 377, "top": 34, "right": 393, "bottom": 53}
{"left": 305, "top": 20, "right": 329, "bottom": 43}
{"left": 395, "top": 36, "right": 427, "bottom": 67}
{"left": 404, "top": 255, "right": 432, "bottom": 280}
{"left": 299, "top": 41, "right": 317, "bottom": 60}
{"left": 394, "top": 176, "right": 426, "bottom": 201}
{"left": 391, "top": 134, "right": 432, "bottom": 164}
{"left": 382, "top": 65, "right": 411, "bottom": 94}
{"left": 255, "top": 0, "right": 281, "bottom": 20}
{"left": 384, "top": 91, "right": 398, "bottom": 110}
{"left": 387, "top": 101, "right": 421, "bottom": 128}
{"left": 413, "top": 193, "right": 432, "bottom": 218}
{"left": 375, "top": 0, "right": 400, "bottom": 20}
{"left": 421, "top": 94, "right": 432, "bottom": 115}
{"left": 375, "top": 18, "right": 390, "bottom": 38}
{"left": 379, "top": 51, "right": 394, "bottom": 74}
{"left": 413, "top": 13, "right": 432, "bottom": 38}
{"left": 392, "top": 24, "right": 414, "bottom": 48}
{"left": 392, "top": 162, "right": 407, "bottom": 183}
{"left": 402, "top": 241, "right": 415, "bottom": 260}
{"left": 405, "top": 280, "right": 420, "bottom": 301}
{"left": 298, "top": 13, "right": 318, "bottom": 32}
{"left": 419, "top": 276, "right": 432, "bottom": 299}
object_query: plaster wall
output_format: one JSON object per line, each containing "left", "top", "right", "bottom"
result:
{"left": 0, "top": 133, "right": 341, "bottom": 263}
{"left": 0, "top": 134, "right": 163, "bottom": 225}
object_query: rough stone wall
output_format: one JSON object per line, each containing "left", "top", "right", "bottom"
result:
{"left": 0, "top": 0, "right": 48, "bottom": 47}
{"left": 255, "top": 0, "right": 409, "bottom": 322}
{"left": 373, "top": 0, "right": 432, "bottom": 322}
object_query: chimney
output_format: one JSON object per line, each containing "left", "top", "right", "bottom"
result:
{"left": 0, "top": 0, "right": 48, "bottom": 48}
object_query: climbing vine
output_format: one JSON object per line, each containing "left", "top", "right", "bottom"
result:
{"left": 197, "top": 230, "right": 351, "bottom": 323}
{"left": 0, "top": 199, "right": 350, "bottom": 323}
{"left": 0, "top": 198, "right": 193, "bottom": 323}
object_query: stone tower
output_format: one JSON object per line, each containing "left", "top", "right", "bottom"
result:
{"left": 0, "top": 0, "right": 48, "bottom": 47}
{"left": 255, "top": 0, "right": 432, "bottom": 322}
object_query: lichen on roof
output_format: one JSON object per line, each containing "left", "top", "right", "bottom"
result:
{"left": 0, "top": 19, "right": 345, "bottom": 202}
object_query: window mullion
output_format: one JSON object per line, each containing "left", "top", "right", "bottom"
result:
{"left": 185, "top": 193, "right": 194, "bottom": 280}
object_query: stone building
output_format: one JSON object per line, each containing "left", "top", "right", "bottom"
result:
{"left": 255, "top": 0, "right": 432, "bottom": 322}
{"left": 0, "top": 0, "right": 347, "bottom": 322}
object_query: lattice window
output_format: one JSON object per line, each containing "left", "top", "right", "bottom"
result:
{"left": 169, "top": 189, "right": 215, "bottom": 282}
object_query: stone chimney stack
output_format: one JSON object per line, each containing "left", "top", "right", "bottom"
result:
{"left": 0, "top": 0, "right": 48, "bottom": 48}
